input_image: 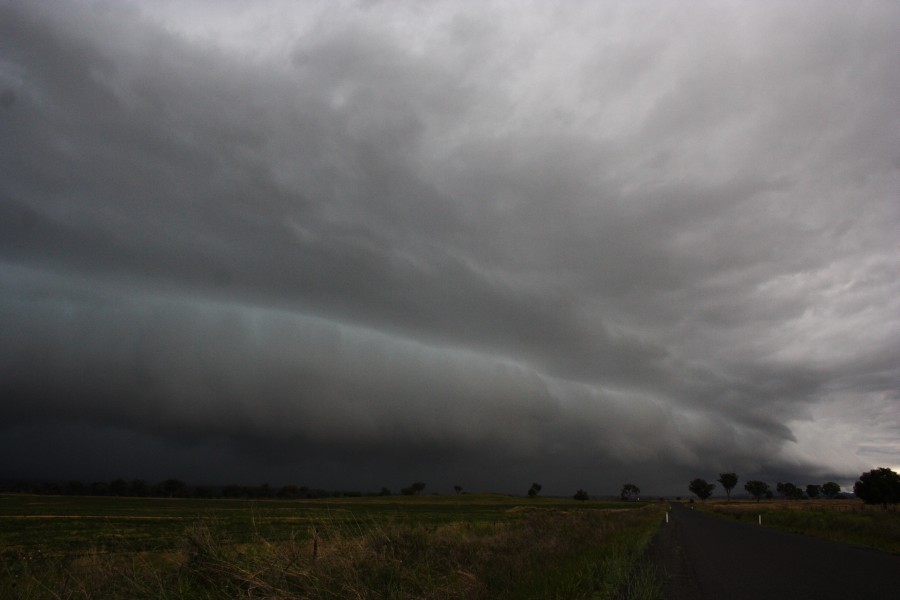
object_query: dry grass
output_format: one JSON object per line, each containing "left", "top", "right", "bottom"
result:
{"left": 3, "top": 502, "right": 665, "bottom": 599}
{"left": 698, "top": 499, "right": 900, "bottom": 554}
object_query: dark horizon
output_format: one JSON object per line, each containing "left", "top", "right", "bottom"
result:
{"left": 0, "top": 476, "right": 858, "bottom": 501}
{"left": 0, "top": 467, "right": 863, "bottom": 501}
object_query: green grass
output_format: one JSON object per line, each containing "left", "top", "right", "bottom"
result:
{"left": 0, "top": 494, "right": 665, "bottom": 599}
{"left": 699, "top": 500, "right": 900, "bottom": 555}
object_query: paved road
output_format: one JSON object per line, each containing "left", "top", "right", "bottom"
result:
{"left": 652, "top": 503, "right": 900, "bottom": 600}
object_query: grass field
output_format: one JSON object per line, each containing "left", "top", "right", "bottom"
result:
{"left": 1, "top": 493, "right": 665, "bottom": 599}
{"left": 696, "top": 499, "right": 900, "bottom": 555}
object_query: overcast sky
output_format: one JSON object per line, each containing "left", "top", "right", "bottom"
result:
{"left": 1, "top": 0, "right": 898, "bottom": 496}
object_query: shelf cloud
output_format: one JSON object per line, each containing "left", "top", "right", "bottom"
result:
{"left": 1, "top": 0, "right": 897, "bottom": 494}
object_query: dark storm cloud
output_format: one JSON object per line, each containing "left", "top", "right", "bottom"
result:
{"left": 1, "top": 0, "right": 898, "bottom": 493}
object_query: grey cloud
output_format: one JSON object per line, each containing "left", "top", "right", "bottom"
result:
{"left": 1, "top": 0, "right": 898, "bottom": 493}
{"left": 1, "top": 267, "right": 558, "bottom": 449}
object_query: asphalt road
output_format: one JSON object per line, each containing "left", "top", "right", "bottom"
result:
{"left": 652, "top": 503, "right": 900, "bottom": 600}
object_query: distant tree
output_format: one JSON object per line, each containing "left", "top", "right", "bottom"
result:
{"left": 128, "top": 479, "right": 149, "bottom": 497}
{"left": 89, "top": 481, "right": 109, "bottom": 496}
{"left": 574, "top": 489, "right": 589, "bottom": 501}
{"left": 108, "top": 478, "right": 128, "bottom": 496}
{"left": 453, "top": 485, "right": 462, "bottom": 495}
{"left": 717, "top": 473, "right": 738, "bottom": 501}
{"left": 854, "top": 468, "right": 900, "bottom": 508}
{"left": 65, "top": 480, "right": 86, "bottom": 496}
{"left": 688, "top": 478, "right": 715, "bottom": 501}
{"left": 776, "top": 482, "right": 804, "bottom": 500}
{"left": 277, "top": 485, "right": 300, "bottom": 499}
{"left": 399, "top": 482, "right": 426, "bottom": 496}
{"left": 154, "top": 478, "right": 188, "bottom": 498}
{"left": 805, "top": 484, "right": 821, "bottom": 499}
{"left": 744, "top": 480, "right": 770, "bottom": 502}
{"left": 620, "top": 483, "right": 641, "bottom": 501}
{"left": 40, "top": 482, "right": 63, "bottom": 495}
{"left": 527, "top": 483, "right": 542, "bottom": 497}
{"left": 221, "top": 485, "right": 244, "bottom": 498}
{"left": 193, "top": 485, "right": 215, "bottom": 499}
{"left": 379, "top": 487, "right": 392, "bottom": 496}
{"left": 821, "top": 482, "right": 841, "bottom": 499}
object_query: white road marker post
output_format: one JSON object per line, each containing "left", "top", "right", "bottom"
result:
{"left": 758, "top": 514, "right": 762, "bottom": 526}
{"left": 666, "top": 511, "right": 669, "bottom": 524}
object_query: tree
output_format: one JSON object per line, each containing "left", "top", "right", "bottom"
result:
{"left": 822, "top": 481, "right": 841, "bottom": 499}
{"left": 620, "top": 483, "right": 641, "bottom": 501}
{"left": 854, "top": 467, "right": 900, "bottom": 508}
{"left": 128, "top": 479, "right": 149, "bottom": 497}
{"left": 805, "top": 484, "right": 821, "bottom": 499}
{"left": 744, "top": 480, "right": 770, "bottom": 502}
{"left": 401, "top": 482, "right": 426, "bottom": 496}
{"left": 43, "top": 482, "right": 65, "bottom": 495}
{"left": 689, "top": 478, "right": 715, "bottom": 500}
{"left": 65, "top": 480, "right": 86, "bottom": 496}
{"left": 527, "top": 483, "right": 542, "bottom": 497}
{"left": 193, "top": 485, "right": 215, "bottom": 499}
{"left": 277, "top": 485, "right": 300, "bottom": 499}
{"left": 776, "top": 482, "right": 804, "bottom": 500}
{"left": 453, "top": 485, "right": 462, "bottom": 495}
{"left": 108, "top": 478, "right": 128, "bottom": 496}
{"left": 154, "top": 478, "right": 188, "bottom": 498}
{"left": 717, "top": 473, "right": 738, "bottom": 501}
{"left": 89, "top": 481, "right": 110, "bottom": 496}
{"left": 574, "top": 489, "right": 589, "bottom": 501}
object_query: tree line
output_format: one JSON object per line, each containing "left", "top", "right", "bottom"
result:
{"left": 683, "top": 467, "right": 899, "bottom": 506}
{"left": 0, "top": 478, "right": 431, "bottom": 500}
{"left": 5, "top": 468, "right": 896, "bottom": 505}
{"left": 685, "top": 473, "right": 844, "bottom": 502}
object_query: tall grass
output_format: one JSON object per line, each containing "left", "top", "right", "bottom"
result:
{"left": 701, "top": 500, "right": 900, "bottom": 554}
{"left": 3, "top": 503, "right": 664, "bottom": 599}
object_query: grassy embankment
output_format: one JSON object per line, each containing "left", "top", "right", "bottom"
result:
{"left": 1, "top": 493, "right": 665, "bottom": 599}
{"left": 697, "top": 499, "right": 900, "bottom": 554}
